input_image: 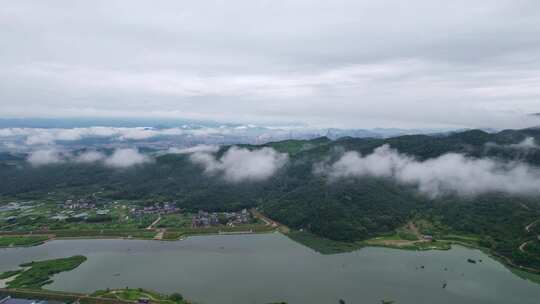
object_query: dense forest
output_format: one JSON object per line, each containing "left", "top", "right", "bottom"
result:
{"left": 1, "top": 128, "right": 540, "bottom": 270}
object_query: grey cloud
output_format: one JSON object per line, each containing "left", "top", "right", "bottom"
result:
{"left": 321, "top": 144, "right": 540, "bottom": 197}
{"left": 190, "top": 147, "right": 288, "bottom": 182}
{"left": 1, "top": 1, "right": 540, "bottom": 129}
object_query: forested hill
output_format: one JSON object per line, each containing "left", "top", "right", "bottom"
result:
{"left": 2, "top": 127, "right": 540, "bottom": 270}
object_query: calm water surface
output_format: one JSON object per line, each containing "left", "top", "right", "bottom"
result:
{"left": 0, "top": 233, "right": 539, "bottom": 304}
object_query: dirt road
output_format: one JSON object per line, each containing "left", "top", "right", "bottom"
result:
{"left": 146, "top": 216, "right": 161, "bottom": 230}
{"left": 519, "top": 219, "right": 539, "bottom": 253}
{"left": 250, "top": 209, "right": 290, "bottom": 233}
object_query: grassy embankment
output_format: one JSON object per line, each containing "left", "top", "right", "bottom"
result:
{"left": 0, "top": 287, "right": 191, "bottom": 304}
{"left": 162, "top": 224, "right": 275, "bottom": 240}
{"left": 0, "top": 288, "right": 129, "bottom": 304}
{"left": 0, "top": 235, "right": 49, "bottom": 247}
{"left": 1, "top": 225, "right": 275, "bottom": 245}
{"left": 52, "top": 229, "right": 157, "bottom": 239}
{"left": 0, "top": 223, "right": 276, "bottom": 246}
{"left": 1, "top": 285, "right": 282, "bottom": 304}
{"left": 0, "top": 230, "right": 157, "bottom": 240}
{"left": 92, "top": 288, "right": 189, "bottom": 304}
{"left": 0, "top": 255, "right": 87, "bottom": 289}
{"left": 286, "top": 230, "right": 364, "bottom": 254}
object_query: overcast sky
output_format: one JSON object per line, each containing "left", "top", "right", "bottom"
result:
{"left": 1, "top": 0, "right": 540, "bottom": 129}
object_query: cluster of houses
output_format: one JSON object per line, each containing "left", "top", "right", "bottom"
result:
{"left": 63, "top": 199, "right": 96, "bottom": 210}
{"left": 191, "top": 209, "right": 251, "bottom": 228}
{"left": 225, "top": 209, "right": 251, "bottom": 225}
{"left": 47, "top": 198, "right": 111, "bottom": 222}
{"left": 131, "top": 202, "right": 180, "bottom": 217}
{"left": 191, "top": 210, "right": 220, "bottom": 227}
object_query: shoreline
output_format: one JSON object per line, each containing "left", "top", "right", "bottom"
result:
{"left": 284, "top": 230, "right": 540, "bottom": 283}
{"left": 2, "top": 229, "right": 540, "bottom": 285}
{"left": 0, "top": 228, "right": 278, "bottom": 247}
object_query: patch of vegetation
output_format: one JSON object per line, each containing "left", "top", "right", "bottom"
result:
{"left": 0, "top": 269, "right": 22, "bottom": 279}
{"left": 509, "top": 266, "right": 540, "bottom": 285}
{"left": 162, "top": 230, "right": 184, "bottom": 240}
{"left": 1, "top": 255, "right": 87, "bottom": 289}
{"left": 396, "top": 228, "right": 419, "bottom": 241}
{"left": 0, "top": 235, "right": 48, "bottom": 247}
{"left": 92, "top": 288, "right": 189, "bottom": 304}
{"left": 407, "top": 240, "right": 451, "bottom": 251}
{"left": 157, "top": 214, "right": 191, "bottom": 229}
{"left": 286, "top": 230, "right": 363, "bottom": 254}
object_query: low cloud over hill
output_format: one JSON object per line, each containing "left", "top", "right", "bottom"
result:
{"left": 190, "top": 146, "right": 288, "bottom": 183}
{"left": 320, "top": 144, "right": 540, "bottom": 197}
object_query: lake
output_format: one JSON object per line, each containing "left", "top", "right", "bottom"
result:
{"left": 0, "top": 233, "right": 539, "bottom": 304}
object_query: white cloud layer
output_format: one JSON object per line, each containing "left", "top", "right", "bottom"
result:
{"left": 166, "top": 145, "right": 220, "bottom": 154}
{"left": 510, "top": 137, "right": 539, "bottom": 149}
{"left": 0, "top": 126, "right": 307, "bottom": 147}
{"left": 4, "top": 127, "right": 174, "bottom": 145}
{"left": 27, "top": 149, "right": 65, "bottom": 166}
{"left": 74, "top": 151, "right": 106, "bottom": 163}
{"left": 26, "top": 148, "right": 149, "bottom": 168}
{"left": 190, "top": 147, "right": 288, "bottom": 182}
{"left": 321, "top": 144, "right": 540, "bottom": 197}
{"left": 484, "top": 137, "right": 540, "bottom": 152}
{"left": 104, "top": 149, "right": 151, "bottom": 168}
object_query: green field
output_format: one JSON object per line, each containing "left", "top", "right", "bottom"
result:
{"left": 0, "top": 235, "right": 49, "bottom": 247}
{"left": 0, "top": 201, "right": 160, "bottom": 232}
{"left": 0, "top": 200, "right": 272, "bottom": 243}
{"left": 0, "top": 255, "right": 87, "bottom": 289}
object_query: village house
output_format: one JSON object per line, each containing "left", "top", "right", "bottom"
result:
{"left": 422, "top": 235, "right": 434, "bottom": 241}
{"left": 63, "top": 198, "right": 96, "bottom": 210}
{"left": 192, "top": 209, "right": 251, "bottom": 228}
{"left": 132, "top": 202, "right": 180, "bottom": 217}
